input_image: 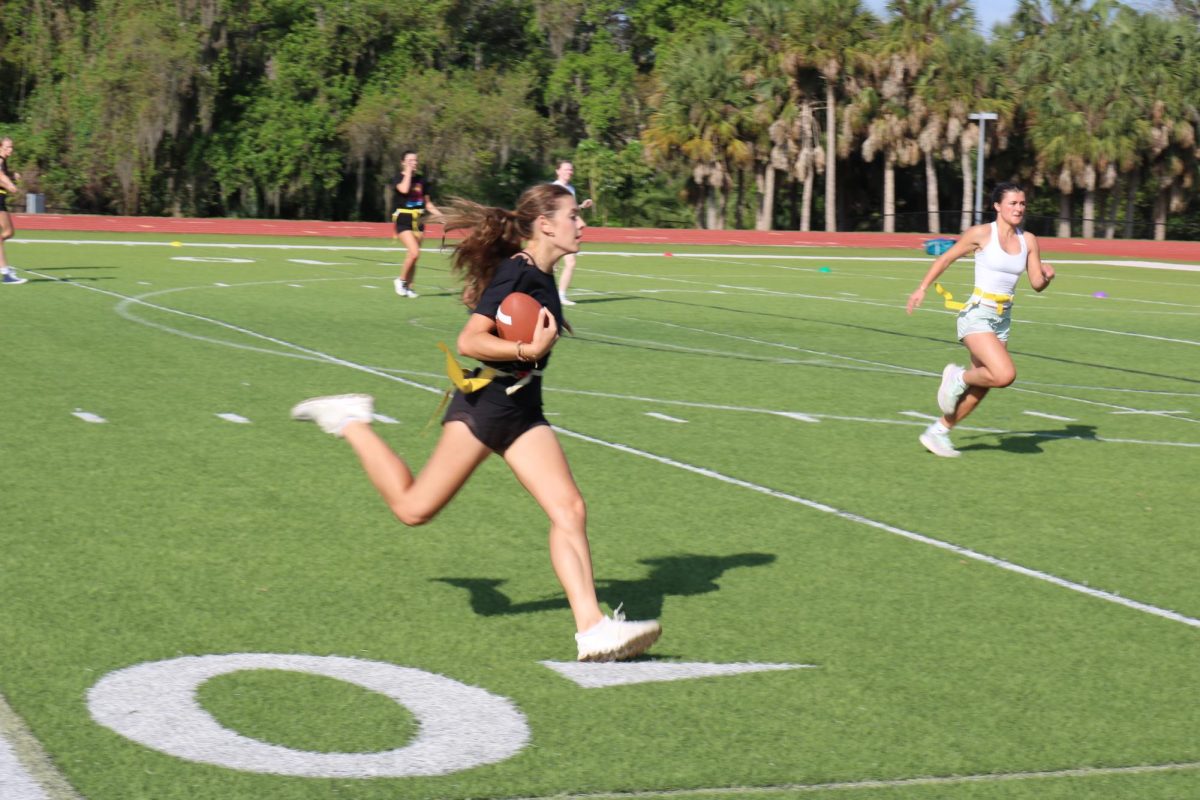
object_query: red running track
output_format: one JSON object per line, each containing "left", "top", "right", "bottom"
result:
{"left": 13, "top": 213, "right": 1200, "bottom": 261}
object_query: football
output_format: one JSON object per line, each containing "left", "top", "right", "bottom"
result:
{"left": 495, "top": 292, "right": 545, "bottom": 343}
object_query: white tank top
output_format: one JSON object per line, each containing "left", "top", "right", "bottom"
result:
{"left": 973, "top": 222, "right": 1027, "bottom": 299}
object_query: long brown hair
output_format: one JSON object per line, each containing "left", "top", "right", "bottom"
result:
{"left": 442, "top": 183, "right": 574, "bottom": 308}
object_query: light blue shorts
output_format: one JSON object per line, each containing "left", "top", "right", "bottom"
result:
{"left": 956, "top": 302, "right": 1011, "bottom": 342}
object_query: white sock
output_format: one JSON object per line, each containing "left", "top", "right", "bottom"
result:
{"left": 930, "top": 420, "right": 950, "bottom": 435}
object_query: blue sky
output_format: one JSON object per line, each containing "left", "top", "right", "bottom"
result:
{"left": 861, "top": 0, "right": 1021, "bottom": 37}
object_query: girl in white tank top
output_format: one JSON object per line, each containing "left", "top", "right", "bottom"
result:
{"left": 973, "top": 221, "right": 1027, "bottom": 303}
{"left": 905, "top": 183, "right": 1055, "bottom": 457}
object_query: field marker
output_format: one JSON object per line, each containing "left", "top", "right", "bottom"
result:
{"left": 541, "top": 661, "right": 814, "bottom": 688}
{"left": 1023, "top": 411, "right": 1076, "bottom": 422}
{"left": 645, "top": 412, "right": 687, "bottom": 423}
{"left": 287, "top": 283, "right": 303, "bottom": 288}
{"left": 372, "top": 413, "right": 400, "bottom": 424}
{"left": 900, "top": 411, "right": 939, "bottom": 421}
{"left": 216, "top": 413, "right": 251, "bottom": 424}
{"left": 71, "top": 410, "right": 107, "bottom": 424}
{"left": 288, "top": 259, "right": 347, "bottom": 265}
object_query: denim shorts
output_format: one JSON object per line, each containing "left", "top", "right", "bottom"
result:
{"left": 957, "top": 302, "right": 1011, "bottom": 342}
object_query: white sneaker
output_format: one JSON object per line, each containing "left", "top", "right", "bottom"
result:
{"left": 936, "top": 363, "right": 966, "bottom": 416}
{"left": 919, "top": 425, "right": 961, "bottom": 458}
{"left": 575, "top": 605, "right": 662, "bottom": 662}
{"left": 290, "top": 394, "right": 374, "bottom": 437}
{"left": 393, "top": 278, "right": 419, "bottom": 297}
{"left": 558, "top": 293, "right": 576, "bottom": 306}
{"left": 404, "top": 287, "right": 419, "bottom": 298}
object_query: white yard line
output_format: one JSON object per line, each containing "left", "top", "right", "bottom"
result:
{"left": 507, "top": 760, "right": 1200, "bottom": 799}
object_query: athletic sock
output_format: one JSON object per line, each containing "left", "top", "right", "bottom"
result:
{"left": 930, "top": 420, "right": 951, "bottom": 435}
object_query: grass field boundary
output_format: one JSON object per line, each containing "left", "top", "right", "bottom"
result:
{"left": 14, "top": 237, "right": 1200, "bottom": 272}
{"left": 0, "top": 693, "right": 81, "bottom": 800}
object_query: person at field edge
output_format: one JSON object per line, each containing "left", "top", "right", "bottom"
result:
{"left": 390, "top": 150, "right": 442, "bottom": 299}
{"left": 0, "top": 137, "right": 27, "bottom": 285}
{"left": 291, "top": 183, "right": 662, "bottom": 662}
{"left": 549, "top": 160, "right": 592, "bottom": 306}
{"left": 906, "top": 182, "right": 1055, "bottom": 457}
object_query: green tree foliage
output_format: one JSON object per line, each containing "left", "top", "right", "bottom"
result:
{"left": 2, "top": 0, "right": 1199, "bottom": 238}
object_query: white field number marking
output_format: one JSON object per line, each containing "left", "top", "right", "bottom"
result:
{"left": 86, "top": 654, "right": 529, "bottom": 778}
{"left": 81, "top": 653, "right": 805, "bottom": 780}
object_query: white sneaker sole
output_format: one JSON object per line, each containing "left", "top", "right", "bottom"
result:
{"left": 919, "top": 432, "right": 961, "bottom": 458}
{"left": 577, "top": 622, "right": 662, "bottom": 662}
{"left": 937, "top": 364, "right": 963, "bottom": 416}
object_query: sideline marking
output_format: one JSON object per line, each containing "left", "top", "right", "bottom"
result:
{"left": 216, "top": 413, "right": 251, "bottom": 424}
{"left": 541, "top": 662, "right": 814, "bottom": 688}
{"left": 1023, "top": 411, "right": 1076, "bottom": 422}
{"left": 0, "top": 737, "right": 49, "bottom": 800}
{"left": 507, "top": 760, "right": 1200, "bottom": 799}
{"left": 555, "top": 427, "right": 1200, "bottom": 630}
{"left": 0, "top": 693, "right": 81, "bottom": 800}
{"left": 71, "top": 410, "right": 107, "bottom": 424}
{"left": 900, "top": 411, "right": 939, "bottom": 421}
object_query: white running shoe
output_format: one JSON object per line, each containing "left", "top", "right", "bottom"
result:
{"left": 290, "top": 394, "right": 374, "bottom": 437}
{"left": 393, "top": 278, "right": 419, "bottom": 297}
{"left": 936, "top": 363, "right": 966, "bottom": 416}
{"left": 919, "top": 425, "right": 961, "bottom": 458}
{"left": 1, "top": 271, "right": 27, "bottom": 285}
{"left": 575, "top": 605, "right": 662, "bottom": 662}
{"left": 558, "top": 293, "right": 576, "bottom": 306}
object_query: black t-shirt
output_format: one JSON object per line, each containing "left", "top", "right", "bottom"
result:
{"left": 392, "top": 173, "right": 429, "bottom": 210}
{"left": 473, "top": 255, "right": 565, "bottom": 372}
{"left": 0, "top": 156, "right": 10, "bottom": 196}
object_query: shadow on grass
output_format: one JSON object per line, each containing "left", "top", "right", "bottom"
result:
{"left": 958, "top": 423, "right": 1099, "bottom": 455}
{"left": 434, "top": 551, "right": 776, "bottom": 620}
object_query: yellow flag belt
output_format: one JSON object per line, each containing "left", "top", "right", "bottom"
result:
{"left": 935, "top": 283, "right": 1014, "bottom": 316}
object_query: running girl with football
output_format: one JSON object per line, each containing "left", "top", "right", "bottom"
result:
{"left": 292, "top": 182, "right": 662, "bottom": 661}
{"left": 906, "top": 182, "right": 1055, "bottom": 457}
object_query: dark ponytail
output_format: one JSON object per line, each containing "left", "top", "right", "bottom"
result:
{"left": 442, "top": 184, "right": 574, "bottom": 308}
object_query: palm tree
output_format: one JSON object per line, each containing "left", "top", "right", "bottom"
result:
{"left": 1120, "top": 8, "right": 1199, "bottom": 240}
{"left": 643, "top": 27, "right": 754, "bottom": 229}
{"left": 786, "top": 0, "right": 878, "bottom": 232}
{"left": 882, "top": 0, "right": 977, "bottom": 234}
{"left": 734, "top": 0, "right": 796, "bottom": 231}
{"left": 1009, "top": 0, "right": 1126, "bottom": 238}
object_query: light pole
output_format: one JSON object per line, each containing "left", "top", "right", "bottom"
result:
{"left": 968, "top": 112, "right": 998, "bottom": 225}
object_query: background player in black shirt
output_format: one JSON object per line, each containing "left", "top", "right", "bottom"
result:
{"left": 0, "top": 137, "right": 26, "bottom": 285}
{"left": 390, "top": 150, "right": 441, "bottom": 298}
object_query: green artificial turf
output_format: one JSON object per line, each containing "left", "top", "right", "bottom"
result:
{"left": 0, "top": 231, "right": 1197, "bottom": 799}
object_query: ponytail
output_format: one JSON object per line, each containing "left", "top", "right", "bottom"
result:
{"left": 443, "top": 184, "right": 574, "bottom": 308}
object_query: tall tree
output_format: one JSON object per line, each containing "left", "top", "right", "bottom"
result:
{"left": 643, "top": 26, "right": 753, "bottom": 229}
{"left": 786, "top": 0, "right": 878, "bottom": 231}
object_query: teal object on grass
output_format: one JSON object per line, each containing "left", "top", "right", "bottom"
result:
{"left": 924, "top": 238, "right": 955, "bottom": 256}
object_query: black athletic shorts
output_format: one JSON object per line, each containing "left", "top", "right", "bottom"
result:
{"left": 442, "top": 378, "right": 548, "bottom": 453}
{"left": 0, "top": 195, "right": 7, "bottom": 213}
{"left": 393, "top": 208, "right": 424, "bottom": 234}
